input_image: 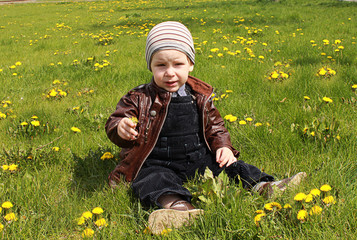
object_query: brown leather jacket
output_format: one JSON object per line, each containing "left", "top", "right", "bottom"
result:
{"left": 105, "top": 75, "right": 239, "bottom": 183}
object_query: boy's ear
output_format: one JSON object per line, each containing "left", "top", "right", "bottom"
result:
{"left": 189, "top": 63, "right": 194, "bottom": 72}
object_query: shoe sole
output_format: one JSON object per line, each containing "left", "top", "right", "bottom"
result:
{"left": 148, "top": 208, "right": 204, "bottom": 235}
{"left": 276, "top": 172, "right": 307, "bottom": 191}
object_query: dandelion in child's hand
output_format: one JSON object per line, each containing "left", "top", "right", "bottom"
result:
{"left": 129, "top": 116, "right": 138, "bottom": 124}
{"left": 92, "top": 207, "right": 104, "bottom": 215}
{"left": 310, "top": 205, "right": 322, "bottom": 215}
{"left": 294, "top": 192, "right": 307, "bottom": 201}
{"left": 71, "top": 127, "right": 81, "bottom": 133}
{"left": 2, "top": 201, "right": 13, "bottom": 209}
{"left": 297, "top": 209, "right": 308, "bottom": 221}
{"left": 320, "top": 184, "right": 332, "bottom": 192}
{"left": 82, "top": 228, "right": 94, "bottom": 238}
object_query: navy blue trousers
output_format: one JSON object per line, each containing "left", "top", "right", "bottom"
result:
{"left": 131, "top": 147, "right": 274, "bottom": 207}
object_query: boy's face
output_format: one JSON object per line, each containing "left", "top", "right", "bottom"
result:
{"left": 150, "top": 49, "right": 194, "bottom": 92}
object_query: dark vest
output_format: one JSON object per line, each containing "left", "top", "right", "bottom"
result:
{"left": 148, "top": 94, "right": 204, "bottom": 161}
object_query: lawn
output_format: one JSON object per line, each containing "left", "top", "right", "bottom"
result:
{"left": 0, "top": 0, "right": 356, "bottom": 239}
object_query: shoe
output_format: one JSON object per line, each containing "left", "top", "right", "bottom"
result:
{"left": 254, "top": 172, "right": 307, "bottom": 198}
{"left": 148, "top": 201, "right": 203, "bottom": 235}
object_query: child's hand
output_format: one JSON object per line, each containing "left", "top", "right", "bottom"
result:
{"left": 117, "top": 117, "right": 138, "bottom": 141}
{"left": 216, "top": 147, "right": 237, "bottom": 168}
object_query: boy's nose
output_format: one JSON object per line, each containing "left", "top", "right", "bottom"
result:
{"left": 165, "top": 67, "right": 175, "bottom": 76}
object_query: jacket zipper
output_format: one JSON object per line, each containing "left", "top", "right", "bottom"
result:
{"left": 202, "top": 90, "right": 213, "bottom": 152}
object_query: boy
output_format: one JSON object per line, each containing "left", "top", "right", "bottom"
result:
{"left": 105, "top": 21, "right": 306, "bottom": 234}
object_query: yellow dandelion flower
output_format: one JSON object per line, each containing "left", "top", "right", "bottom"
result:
{"left": 95, "top": 218, "right": 108, "bottom": 227}
{"left": 271, "top": 71, "right": 279, "bottom": 79}
{"left": 310, "top": 188, "right": 321, "bottom": 196}
{"left": 15, "top": 61, "right": 22, "bottom": 66}
{"left": 255, "top": 210, "right": 265, "bottom": 214}
{"left": 49, "top": 89, "right": 58, "bottom": 97}
{"left": 0, "top": 112, "right": 6, "bottom": 119}
{"left": 8, "top": 164, "right": 18, "bottom": 171}
{"left": 323, "top": 196, "right": 336, "bottom": 205}
{"left": 52, "top": 147, "right": 59, "bottom": 151}
{"left": 82, "top": 228, "right": 94, "bottom": 238}
{"left": 77, "top": 216, "right": 85, "bottom": 225}
{"left": 320, "top": 184, "right": 332, "bottom": 192}
{"left": 52, "top": 79, "right": 61, "bottom": 84}
{"left": 294, "top": 192, "right": 307, "bottom": 201}
{"left": 31, "top": 120, "right": 40, "bottom": 127}
{"left": 2, "top": 165, "right": 9, "bottom": 171}
{"left": 305, "top": 194, "right": 314, "bottom": 203}
{"left": 82, "top": 211, "right": 93, "bottom": 219}
{"left": 245, "top": 117, "right": 253, "bottom": 122}
{"left": 255, "top": 122, "right": 263, "bottom": 127}
{"left": 4, "top": 213, "right": 17, "bottom": 222}
{"left": 239, "top": 120, "right": 247, "bottom": 125}
{"left": 129, "top": 116, "right": 138, "bottom": 124}
{"left": 31, "top": 115, "right": 38, "bottom": 119}
{"left": 71, "top": 127, "right": 81, "bottom": 133}
{"left": 226, "top": 90, "right": 233, "bottom": 93}
{"left": 161, "top": 228, "right": 172, "bottom": 235}
{"left": 304, "top": 96, "right": 310, "bottom": 100}
{"left": 310, "top": 131, "right": 315, "bottom": 137}
{"left": 310, "top": 205, "right": 322, "bottom": 215}
{"left": 297, "top": 209, "right": 308, "bottom": 221}
{"left": 0, "top": 222, "right": 3, "bottom": 232}
{"left": 283, "top": 203, "right": 292, "bottom": 209}
{"left": 224, "top": 114, "right": 233, "bottom": 120}
{"left": 318, "top": 68, "right": 327, "bottom": 76}
{"left": 254, "top": 213, "right": 266, "bottom": 226}
{"left": 228, "top": 116, "right": 237, "bottom": 122}
{"left": 2, "top": 201, "right": 13, "bottom": 209}
{"left": 101, "top": 152, "right": 114, "bottom": 160}
{"left": 352, "top": 84, "right": 357, "bottom": 89}
{"left": 322, "top": 97, "right": 333, "bottom": 103}
{"left": 92, "top": 207, "right": 104, "bottom": 215}
{"left": 264, "top": 202, "right": 282, "bottom": 211}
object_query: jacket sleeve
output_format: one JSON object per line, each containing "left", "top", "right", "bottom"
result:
{"left": 204, "top": 99, "right": 240, "bottom": 158}
{"left": 105, "top": 91, "right": 139, "bottom": 148}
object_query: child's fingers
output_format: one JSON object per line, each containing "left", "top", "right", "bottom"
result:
{"left": 118, "top": 118, "right": 138, "bottom": 140}
{"left": 216, "top": 147, "right": 237, "bottom": 167}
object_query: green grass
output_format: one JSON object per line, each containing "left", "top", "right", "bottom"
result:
{"left": 0, "top": 0, "right": 356, "bottom": 239}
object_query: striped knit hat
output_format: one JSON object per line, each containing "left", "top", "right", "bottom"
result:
{"left": 145, "top": 21, "right": 195, "bottom": 71}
